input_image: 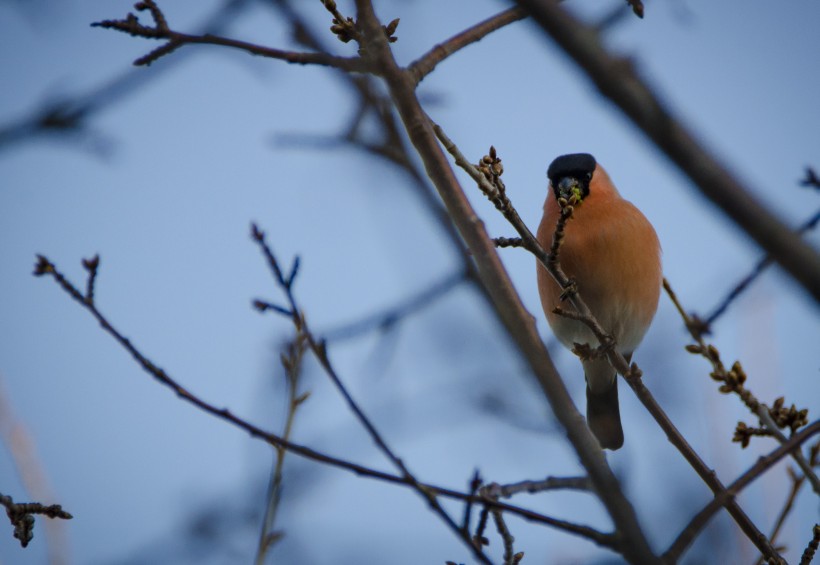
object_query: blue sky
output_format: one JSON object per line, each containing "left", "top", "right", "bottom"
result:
{"left": 1, "top": 1, "right": 818, "bottom": 563}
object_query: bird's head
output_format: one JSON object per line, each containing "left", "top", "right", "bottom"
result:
{"left": 547, "top": 153, "right": 597, "bottom": 203}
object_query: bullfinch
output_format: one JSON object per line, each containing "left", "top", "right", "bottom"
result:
{"left": 536, "top": 153, "right": 662, "bottom": 450}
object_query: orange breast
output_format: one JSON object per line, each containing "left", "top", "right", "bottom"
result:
{"left": 536, "top": 168, "right": 662, "bottom": 354}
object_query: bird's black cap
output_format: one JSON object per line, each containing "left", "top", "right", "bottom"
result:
{"left": 547, "top": 153, "right": 597, "bottom": 184}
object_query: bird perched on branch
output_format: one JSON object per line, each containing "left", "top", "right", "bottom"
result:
{"left": 536, "top": 153, "right": 662, "bottom": 450}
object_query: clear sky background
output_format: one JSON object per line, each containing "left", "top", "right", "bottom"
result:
{"left": 1, "top": 1, "right": 818, "bottom": 564}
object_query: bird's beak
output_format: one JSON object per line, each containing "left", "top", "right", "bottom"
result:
{"left": 556, "top": 176, "right": 580, "bottom": 200}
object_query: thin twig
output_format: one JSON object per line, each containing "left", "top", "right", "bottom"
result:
{"left": 474, "top": 504, "right": 491, "bottom": 549}
{"left": 92, "top": 0, "right": 367, "bottom": 70}
{"left": 408, "top": 7, "right": 527, "bottom": 84}
{"left": 254, "top": 334, "right": 308, "bottom": 565}
{"left": 321, "top": 268, "right": 468, "bottom": 342}
{"left": 461, "top": 470, "right": 482, "bottom": 537}
{"left": 663, "top": 420, "right": 820, "bottom": 562}
{"left": 703, "top": 207, "right": 820, "bottom": 327}
{"left": 483, "top": 476, "right": 592, "bottom": 498}
{"left": 490, "top": 505, "right": 519, "bottom": 565}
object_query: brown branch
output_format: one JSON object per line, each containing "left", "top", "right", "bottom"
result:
{"left": 33, "top": 254, "right": 619, "bottom": 549}
{"left": 408, "top": 7, "right": 527, "bottom": 84}
{"left": 515, "top": 0, "right": 820, "bottom": 303}
{"left": 0, "top": 493, "right": 72, "bottom": 549}
{"left": 354, "top": 1, "right": 658, "bottom": 563}
{"left": 663, "top": 421, "right": 820, "bottom": 563}
{"left": 92, "top": 0, "right": 367, "bottom": 70}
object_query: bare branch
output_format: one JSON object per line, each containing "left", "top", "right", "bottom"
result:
{"left": 321, "top": 268, "right": 468, "bottom": 342}
{"left": 460, "top": 470, "right": 482, "bottom": 536}
{"left": 92, "top": 0, "right": 367, "bottom": 70}
{"left": 703, "top": 207, "right": 820, "bottom": 327}
{"left": 408, "top": 7, "right": 527, "bottom": 84}
{"left": 664, "top": 421, "right": 820, "bottom": 562}
{"left": 483, "top": 476, "right": 593, "bottom": 498}
{"left": 255, "top": 333, "right": 308, "bottom": 565}
{"left": 474, "top": 504, "right": 491, "bottom": 550}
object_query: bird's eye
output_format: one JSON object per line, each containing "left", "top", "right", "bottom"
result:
{"left": 586, "top": 172, "right": 593, "bottom": 181}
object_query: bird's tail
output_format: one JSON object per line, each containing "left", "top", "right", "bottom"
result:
{"left": 586, "top": 383, "right": 624, "bottom": 450}
{"left": 583, "top": 356, "right": 624, "bottom": 450}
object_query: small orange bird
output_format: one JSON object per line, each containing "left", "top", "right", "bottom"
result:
{"left": 536, "top": 153, "right": 662, "bottom": 450}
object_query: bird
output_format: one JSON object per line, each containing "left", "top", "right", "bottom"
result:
{"left": 536, "top": 153, "right": 662, "bottom": 450}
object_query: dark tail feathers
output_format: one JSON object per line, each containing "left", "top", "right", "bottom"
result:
{"left": 586, "top": 382, "right": 624, "bottom": 450}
